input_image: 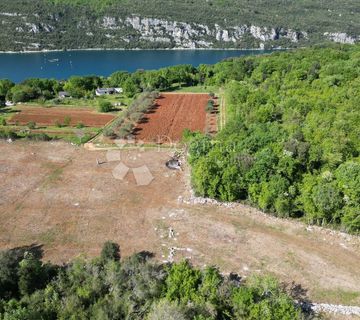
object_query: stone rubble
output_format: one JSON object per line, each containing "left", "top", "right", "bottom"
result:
{"left": 310, "top": 303, "right": 360, "bottom": 316}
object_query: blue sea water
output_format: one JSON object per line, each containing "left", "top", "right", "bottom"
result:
{"left": 0, "top": 49, "right": 273, "bottom": 82}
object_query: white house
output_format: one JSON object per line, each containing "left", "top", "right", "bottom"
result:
{"left": 95, "top": 87, "right": 123, "bottom": 96}
{"left": 58, "top": 91, "right": 70, "bottom": 99}
{"left": 5, "top": 101, "right": 14, "bottom": 106}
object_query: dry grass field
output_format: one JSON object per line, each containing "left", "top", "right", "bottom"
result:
{"left": 0, "top": 140, "right": 359, "bottom": 312}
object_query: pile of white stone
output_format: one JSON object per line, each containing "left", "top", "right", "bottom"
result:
{"left": 178, "top": 193, "right": 236, "bottom": 208}
{"left": 311, "top": 303, "right": 360, "bottom": 316}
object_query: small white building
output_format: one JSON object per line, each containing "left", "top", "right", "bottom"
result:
{"left": 58, "top": 91, "right": 70, "bottom": 99}
{"left": 5, "top": 101, "right": 14, "bottom": 107}
{"left": 95, "top": 87, "right": 123, "bottom": 96}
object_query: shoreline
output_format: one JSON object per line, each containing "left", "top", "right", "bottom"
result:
{"left": 0, "top": 47, "right": 288, "bottom": 54}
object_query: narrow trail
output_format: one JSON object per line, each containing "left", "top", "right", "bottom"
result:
{"left": 219, "top": 88, "right": 226, "bottom": 130}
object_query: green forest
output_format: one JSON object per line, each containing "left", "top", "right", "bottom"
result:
{"left": 0, "top": 44, "right": 359, "bottom": 233}
{"left": 0, "top": 242, "right": 307, "bottom": 319}
{"left": 188, "top": 44, "right": 360, "bottom": 233}
{"left": 0, "top": 0, "right": 359, "bottom": 51}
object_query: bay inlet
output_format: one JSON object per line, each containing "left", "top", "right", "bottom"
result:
{"left": 0, "top": 49, "right": 274, "bottom": 82}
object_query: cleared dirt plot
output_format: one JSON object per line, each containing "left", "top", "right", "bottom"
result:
{"left": 0, "top": 141, "right": 360, "bottom": 311}
{"left": 134, "top": 93, "right": 209, "bottom": 143}
{"left": 9, "top": 106, "right": 115, "bottom": 127}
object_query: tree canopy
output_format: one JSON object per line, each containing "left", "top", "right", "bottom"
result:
{"left": 0, "top": 243, "right": 305, "bottom": 319}
{"left": 189, "top": 44, "right": 360, "bottom": 233}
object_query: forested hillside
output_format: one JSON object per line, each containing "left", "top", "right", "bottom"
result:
{"left": 0, "top": 242, "right": 306, "bottom": 319}
{"left": 189, "top": 44, "right": 360, "bottom": 233}
{"left": 0, "top": 0, "right": 359, "bottom": 51}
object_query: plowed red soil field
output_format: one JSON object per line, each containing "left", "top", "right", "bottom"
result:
{"left": 134, "top": 93, "right": 209, "bottom": 143}
{"left": 9, "top": 107, "right": 115, "bottom": 127}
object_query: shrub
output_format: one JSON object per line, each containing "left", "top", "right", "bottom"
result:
{"left": 117, "top": 122, "right": 134, "bottom": 139}
{"left": 25, "top": 133, "right": 52, "bottom": 141}
{"left": 63, "top": 116, "right": 71, "bottom": 127}
{"left": 0, "top": 129, "right": 18, "bottom": 140}
{"left": 147, "top": 300, "right": 187, "bottom": 320}
{"left": 205, "top": 100, "right": 215, "bottom": 113}
{"left": 98, "top": 100, "right": 112, "bottom": 113}
{"left": 101, "top": 241, "right": 121, "bottom": 262}
{"left": 54, "top": 120, "right": 62, "bottom": 128}
{"left": 76, "top": 122, "right": 85, "bottom": 129}
{"left": 27, "top": 121, "right": 36, "bottom": 129}
{"left": 130, "top": 112, "right": 144, "bottom": 123}
{"left": 103, "top": 127, "right": 115, "bottom": 137}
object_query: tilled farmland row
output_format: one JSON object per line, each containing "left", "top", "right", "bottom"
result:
{"left": 9, "top": 107, "right": 115, "bottom": 127}
{"left": 134, "top": 93, "right": 209, "bottom": 143}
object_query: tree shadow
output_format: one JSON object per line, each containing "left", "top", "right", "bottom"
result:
{"left": 286, "top": 282, "right": 315, "bottom": 316}
{"left": 7, "top": 243, "right": 44, "bottom": 260}
{"left": 145, "top": 103, "right": 160, "bottom": 114}
{"left": 229, "top": 272, "right": 242, "bottom": 285}
{"left": 0, "top": 106, "right": 18, "bottom": 114}
{"left": 136, "top": 251, "right": 155, "bottom": 261}
{"left": 111, "top": 107, "right": 123, "bottom": 112}
{"left": 132, "top": 127, "right": 143, "bottom": 135}
{"left": 137, "top": 117, "right": 149, "bottom": 124}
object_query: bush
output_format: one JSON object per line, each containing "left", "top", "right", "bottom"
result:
{"left": 116, "top": 121, "right": 134, "bottom": 139}
{"left": 117, "top": 127, "right": 130, "bottom": 139}
{"left": 76, "top": 122, "right": 85, "bottom": 129}
{"left": 147, "top": 300, "right": 187, "bottom": 320}
{"left": 103, "top": 127, "right": 115, "bottom": 137}
{"left": 18, "top": 253, "right": 45, "bottom": 296}
{"left": 98, "top": 100, "right": 112, "bottom": 113}
{"left": 27, "top": 121, "right": 36, "bottom": 129}
{"left": 101, "top": 241, "right": 121, "bottom": 262}
{"left": 25, "top": 133, "right": 52, "bottom": 141}
{"left": 130, "top": 112, "right": 144, "bottom": 123}
{"left": 54, "top": 120, "right": 62, "bottom": 128}
{"left": 63, "top": 116, "right": 71, "bottom": 127}
{"left": 0, "top": 129, "right": 18, "bottom": 140}
{"left": 205, "top": 100, "right": 214, "bottom": 113}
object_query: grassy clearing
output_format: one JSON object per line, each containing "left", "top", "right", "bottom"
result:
{"left": 171, "top": 85, "right": 219, "bottom": 93}
{"left": 312, "top": 288, "right": 360, "bottom": 305}
{"left": 0, "top": 124, "right": 100, "bottom": 145}
{"left": 24, "top": 94, "right": 134, "bottom": 114}
{"left": 40, "top": 163, "right": 66, "bottom": 188}
{"left": 38, "top": 228, "right": 59, "bottom": 246}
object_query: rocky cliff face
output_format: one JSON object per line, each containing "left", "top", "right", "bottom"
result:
{"left": 0, "top": 11, "right": 358, "bottom": 51}
{"left": 324, "top": 32, "right": 359, "bottom": 44}
{"left": 120, "top": 15, "right": 309, "bottom": 48}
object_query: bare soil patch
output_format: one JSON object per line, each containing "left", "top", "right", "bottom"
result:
{"left": 9, "top": 106, "right": 115, "bottom": 127}
{"left": 0, "top": 141, "right": 359, "bottom": 312}
{"left": 134, "top": 93, "right": 209, "bottom": 143}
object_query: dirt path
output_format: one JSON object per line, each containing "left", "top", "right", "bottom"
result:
{"left": 219, "top": 88, "right": 226, "bottom": 130}
{"left": 0, "top": 141, "right": 359, "bottom": 312}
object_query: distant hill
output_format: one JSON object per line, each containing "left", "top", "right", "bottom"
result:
{"left": 0, "top": 0, "right": 359, "bottom": 51}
